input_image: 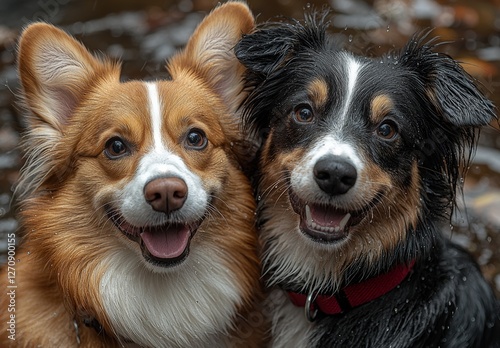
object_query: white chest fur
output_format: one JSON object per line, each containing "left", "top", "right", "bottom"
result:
{"left": 100, "top": 248, "right": 240, "bottom": 348}
{"left": 267, "top": 289, "right": 318, "bottom": 348}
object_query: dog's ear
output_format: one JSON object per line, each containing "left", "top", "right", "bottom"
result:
{"left": 168, "top": 1, "right": 254, "bottom": 114}
{"left": 16, "top": 23, "right": 118, "bottom": 199}
{"left": 235, "top": 24, "right": 300, "bottom": 76}
{"left": 18, "top": 23, "right": 117, "bottom": 133}
{"left": 235, "top": 12, "right": 329, "bottom": 77}
{"left": 429, "top": 57, "right": 496, "bottom": 126}
{"left": 400, "top": 35, "right": 496, "bottom": 127}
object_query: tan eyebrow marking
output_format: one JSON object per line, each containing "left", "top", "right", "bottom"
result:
{"left": 307, "top": 78, "right": 329, "bottom": 108}
{"left": 371, "top": 94, "right": 394, "bottom": 123}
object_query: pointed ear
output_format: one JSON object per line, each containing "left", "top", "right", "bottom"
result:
{"left": 18, "top": 22, "right": 117, "bottom": 133}
{"left": 400, "top": 36, "right": 496, "bottom": 127}
{"left": 167, "top": 1, "right": 255, "bottom": 114}
{"left": 16, "top": 23, "right": 119, "bottom": 199}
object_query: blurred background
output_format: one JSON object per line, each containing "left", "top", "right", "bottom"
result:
{"left": 0, "top": 0, "right": 498, "bottom": 296}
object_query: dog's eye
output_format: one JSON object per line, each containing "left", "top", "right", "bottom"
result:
{"left": 376, "top": 121, "right": 398, "bottom": 140}
{"left": 105, "top": 137, "right": 130, "bottom": 159}
{"left": 293, "top": 105, "right": 314, "bottom": 124}
{"left": 185, "top": 129, "right": 208, "bottom": 150}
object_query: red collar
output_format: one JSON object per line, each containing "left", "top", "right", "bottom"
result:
{"left": 287, "top": 260, "right": 415, "bottom": 321}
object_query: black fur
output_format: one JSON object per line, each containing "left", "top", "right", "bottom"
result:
{"left": 315, "top": 241, "right": 499, "bottom": 347}
{"left": 236, "top": 12, "right": 500, "bottom": 347}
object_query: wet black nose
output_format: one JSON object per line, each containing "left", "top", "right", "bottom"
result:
{"left": 144, "top": 177, "right": 188, "bottom": 215}
{"left": 313, "top": 155, "right": 357, "bottom": 195}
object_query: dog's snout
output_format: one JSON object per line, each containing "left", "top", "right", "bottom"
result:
{"left": 144, "top": 177, "right": 188, "bottom": 214}
{"left": 313, "top": 156, "right": 357, "bottom": 195}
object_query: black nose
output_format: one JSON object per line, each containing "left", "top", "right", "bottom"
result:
{"left": 144, "top": 177, "right": 188, "bottom": 215}
{"left": 313, "top": 155, "right": 357, "bottom": 195}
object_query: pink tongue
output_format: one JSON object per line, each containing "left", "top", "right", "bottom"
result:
{"left": 140, "top": 225, "right": 190, "bottom": 259}
{"left": 309, "top": 204, "right": 347, "bottom": 227}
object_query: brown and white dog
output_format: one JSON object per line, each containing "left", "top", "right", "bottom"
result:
{"left": 0, "top": 2, "right": 265, "bottom": 347}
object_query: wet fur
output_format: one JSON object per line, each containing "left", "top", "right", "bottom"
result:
{"left": 0, "top": 2, "right": 266, "bottom": 347}
{"left": 236, "top": 12, "right": 500, "bottom": 348}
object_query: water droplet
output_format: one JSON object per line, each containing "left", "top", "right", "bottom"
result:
{"left": 27, "top": 251, "right": 31, "bottom": 255}
{"left": 462, "top": 276, "right": 467, "bottom": 282}
{"left": 386, "top": 25, "right": 390, "bottom": 32}
{"left": 348, "top": 35, "right": 353, "bottom": 43}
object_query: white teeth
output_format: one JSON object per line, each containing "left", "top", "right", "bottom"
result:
{"left": 305, "top": 204, "right": 313, "bottom": 226}
{"left": 339, "top": 213, "right": 351, "bottom": 230}
{"left": 308, "top": 221, "right": 336, "bottom": 233}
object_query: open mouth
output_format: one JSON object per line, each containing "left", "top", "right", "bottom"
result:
{"left": 105, "top": 205, "right": 203, "bottom": 267}
{"left": 288, "top": 191, "right": 367, "bottom": 244}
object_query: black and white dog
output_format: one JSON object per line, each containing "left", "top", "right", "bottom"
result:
{"left": 235, "top": 12, "right": 500, "bottom": 348}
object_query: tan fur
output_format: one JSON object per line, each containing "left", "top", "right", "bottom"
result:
{"left": 307, "top": 78, "right": 329, "bottom": 108}
{"left": 370, "top": 94, "right": 394, "bottom": 124}
{"left": 1, "top": 2, "right": 266, "bottom": 347}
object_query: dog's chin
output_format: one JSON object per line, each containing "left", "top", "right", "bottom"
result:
{"left": 105, "top": 205, "right": 204, "bottom": 268}
{"left": 288, "top": 191, "right": 368, "bottom": 244}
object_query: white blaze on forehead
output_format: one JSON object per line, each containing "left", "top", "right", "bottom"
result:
{"left": 339, "top": 54, "right": 362, "bottom": 123}
{"left": 146, "top": 82, "right": 163, "bottom": 150}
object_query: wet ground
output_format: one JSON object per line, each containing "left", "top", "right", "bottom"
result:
{"left": 0, "top": 0, "right": 499, "bottom": 296}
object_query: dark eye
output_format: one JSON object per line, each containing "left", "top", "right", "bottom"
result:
{"left": 376, "top": 120, "right": 398, "bottom": 140}
{"left": 104, "top": 137, "right": 130, "bottom": 159}
{"left": 185, "top": 129, "right": 207, "bottom": 150}
{"left": 293, "top": 105, "right": 314, "bottom": 124}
